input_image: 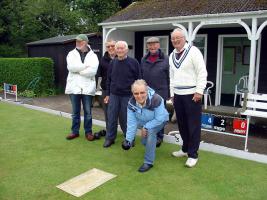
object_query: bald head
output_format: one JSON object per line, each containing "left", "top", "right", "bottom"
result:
{"left": 115, "top": 41, "right": 129, "bottom": 60}
{"left": 171, "top": 28, "right": 186, "bottom": 52}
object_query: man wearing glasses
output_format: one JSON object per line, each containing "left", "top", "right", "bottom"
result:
{"left": 94, "top": 39, "right": 116, "bottom": 138}
{"left": 122, "top": 79, "right": 169, "bottom": 172}
{"left": 169, "top": 28, "right": 207, "bottom": 168}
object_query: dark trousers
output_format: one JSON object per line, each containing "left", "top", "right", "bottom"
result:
{"left": 173, "top": 94, "right": 201, "bottom": 158}
{"left": 69, "top": 94, "right": 93, "bottom": 135}
{"left": 101, "top": 90, "right": 108, "bottom": 129}
{"left": 106, "top": 93, "right": 130, "bottom": 141}
{"left": 156, "top": 100, "right": 166, "bottom": 140}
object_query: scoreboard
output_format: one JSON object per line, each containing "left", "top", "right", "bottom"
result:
{"left": 201, "top": 113, "right": 247, "bottom": 137}
{"left": 4, "top": 83, "right": 18, "bottom": 101}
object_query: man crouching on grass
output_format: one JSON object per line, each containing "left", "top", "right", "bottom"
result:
{"left": 122, "top": 79, "right": 169, "bottom": 172}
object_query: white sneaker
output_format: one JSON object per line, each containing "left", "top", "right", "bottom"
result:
{"left": 172, "top": 150, "right": 187, "bottom": 158}
{"left": 185, "top": 158, "right": 198, "bottom": 168}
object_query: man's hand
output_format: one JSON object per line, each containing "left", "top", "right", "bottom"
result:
{"left": 104, "top": 96, "right": 109, "bottom": 104}
{"left": 141, "top": 128, "right": 147, "bottom": 138}
{"left": 169, "top": 96, "right": 174, "bottom": 104}
{"left": 122, "top": 139, "right": 131, "bottom": 150}
{"left": 192, "top": 93, "right": 202, "bottom": 103}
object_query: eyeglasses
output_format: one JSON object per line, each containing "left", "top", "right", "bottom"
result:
{"left": 133, "top": 91, "right": 146, "bottom": 96}
{"left": 106, "top": 45, "right": 115, "bottom": 48}
{"left": 171, "top": 36, "right": 184, "bottom": 41}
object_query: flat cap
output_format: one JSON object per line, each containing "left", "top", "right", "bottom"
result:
{"left": 146, "top": 37, "right": 160, "bottom": 43}
{"left": 75, "top": 34, "right": 88, "bottom": 42}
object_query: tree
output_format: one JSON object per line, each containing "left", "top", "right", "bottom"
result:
{"left": 0, "top": 0, "right": 121, "bottom": 57}
{"left": 71, "top": 0, "right": 120, "bottom": 32}
{"left": 0, "top": 0, "right": 26, "bottom": 57}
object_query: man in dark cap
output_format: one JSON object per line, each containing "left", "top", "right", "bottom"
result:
{"left": 141, "top": 36, "right": 170, "bottom": 147}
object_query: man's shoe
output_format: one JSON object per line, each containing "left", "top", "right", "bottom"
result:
{"left": 156, "top": 138, "right": 162, "bottom": 148}
{"left": 172, "top": 150, "right": 187, "bottom": 157}
{"left": 66, "top": 133, "right": 79, "bottom": 140}
{"left": 185, "top": 158, "right": 198, "bottom": 168}
{"left": 94, "top": 131, "right": 101, "bottom": 139}
{"left": 138, "top": 163, "right": 153, "bottom": 173}
{"left": 86, "top": 133, "right": 95, "bottom": 141}
{"left": 100, "top": 130, "right": 106, "bottom": 136}
{"left": 103, "top": 139, "right": 115, "bottom": 148}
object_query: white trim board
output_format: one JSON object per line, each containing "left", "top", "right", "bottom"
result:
{"left": 100, "top": 10, "right": 267, "bottom": 27}
{"left": 1, "top": 99, "right": 267, "bottom": 164}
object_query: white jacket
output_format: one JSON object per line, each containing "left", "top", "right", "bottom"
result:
{"left": 65, "top": 46, "right": 99, "bottom": 95}
{"left": 169, "top": 43, "right": 207, "bottom": 96}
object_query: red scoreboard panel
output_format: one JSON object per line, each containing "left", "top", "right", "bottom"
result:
{"left": 233, "top": 118, "right": 247, "bottom": 135}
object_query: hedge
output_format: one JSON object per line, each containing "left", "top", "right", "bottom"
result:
{"left": 0, "top": 58, "right": 55, "bottom": 94}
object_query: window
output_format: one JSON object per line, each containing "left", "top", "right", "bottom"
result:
{"left": 193, "top": 34, "right": 207, "bottom": 63}
{"left": 143, "top": 36, "right": 169, "bottom": 56}
{"left": 223, "top": 47, "right": 236, "bottom": 74}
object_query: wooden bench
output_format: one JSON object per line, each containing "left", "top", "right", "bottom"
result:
{"left": 239, "top": 93, "right": 267, "bottom": 151}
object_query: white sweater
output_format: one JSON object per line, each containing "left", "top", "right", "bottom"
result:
{"left": 65, "top": 46, "right": 99, "bottom": 95}
{"left": 169, "top": 43, "right": 207, "bottom": 96}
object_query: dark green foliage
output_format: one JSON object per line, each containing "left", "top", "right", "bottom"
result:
{"left": 0, "top": 0, "right": 121, "bottom": 57}
{"left": 0, "top": 58, "right": 54, "bottom": 95}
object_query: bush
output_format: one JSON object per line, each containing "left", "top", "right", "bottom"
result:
{"left": 18, "top": 90, "right": 36, "bottom": 98}
{"left": 0, "top": 58, "right": 55, "bottom": 95}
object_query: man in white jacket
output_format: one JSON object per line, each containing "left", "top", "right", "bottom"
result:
{"left": 65, "top": 34, "right": 99, "bottom": 141}
{"left": 169, "top": 28, "right": 207, "bottom": 167}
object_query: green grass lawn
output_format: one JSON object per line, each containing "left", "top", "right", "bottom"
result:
{"left": 0, "top": 102, "right": 267, "bottom": 200}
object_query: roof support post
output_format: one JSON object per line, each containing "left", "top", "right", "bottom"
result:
{"left": 187, "top": 22, "right": 193, "bottom": 45}
{"left": 191, "top": 22, "right": 204, "bottom": 42}
{"left": 256, "top": 20, "right": 267, "bottom": 39}
{"left": 102, "top": 27, "right": 117, "bottom": 56}
{"left": 248, "top": 18, "right": 257, "bottom": 93}
{"left": 102, "top": 27, "right": 107, "bottom": 56}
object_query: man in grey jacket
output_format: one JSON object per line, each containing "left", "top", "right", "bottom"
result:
{"left": 65, "top": 34, "right": 99, "bottom": 141}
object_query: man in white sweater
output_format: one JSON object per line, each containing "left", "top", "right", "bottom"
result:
{"left": 65, "top": 34, "right": 99, "bottom": 141}
{"left": 169, "top": 28, "right": 207, "bottom": 167}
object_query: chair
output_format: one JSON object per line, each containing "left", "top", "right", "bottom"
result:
{"left": 203, "top": 81, "right": 214, "bottom": 109}
{"left": 233, "top": 75, "right": 249, "bottom": 107}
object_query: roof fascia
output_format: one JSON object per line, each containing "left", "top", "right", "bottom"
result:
{"left": 99, "top": 10, "right": 267, "bottom": 28}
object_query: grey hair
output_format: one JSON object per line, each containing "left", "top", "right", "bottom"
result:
{"left": 171, "top": 28, "right": 186, "bottom": 38}
{"left": 105, "top": 39, "right": 116, "bottom": 45}
{"left": 115, "top": 41, "right": 128, "bottom": 50}
{"left": 131, "top": 79, "right": 148, "bottom": 92}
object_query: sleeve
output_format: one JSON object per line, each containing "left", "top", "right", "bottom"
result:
{"left": 136, "top": 59, "right": 142, "bottom": 79}
{"left": 169, "top": 54, "right": 175, "bottom": 97}
{"left": 66, "top": 51, "right": 86, "bottom": 72}
{"left": 165, "top": 55, "right": 170, "bottom": 98}
{"left": 143, "top": 99, "right": 168, "bottom": 130}
{"left": 96, "top": 58, "right": 102, "bottom": 78}
{"left": 192, "top": 47, "right": 208, "bottom": 94}
{"left": 125, "top": 107, "right": 138, "bottom": 142}
{"left": 140, "top": 58, "right": 144, "bottom": 79}
{"left": 106, "top": 60, "right": 113, "bottom": 96}
{"left": 79, "top": 53, "right": 99, "bottom": 77}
